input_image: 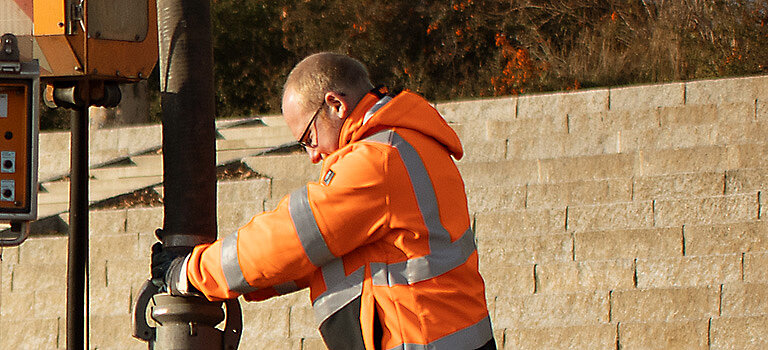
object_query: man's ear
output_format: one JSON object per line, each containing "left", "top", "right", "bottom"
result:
{"left": 324, "top": 92, "right": 347, "bottom": 120}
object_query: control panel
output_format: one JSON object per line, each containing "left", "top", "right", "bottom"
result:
{"left": 0, "top": 34, "right": 39, "bottom": 246}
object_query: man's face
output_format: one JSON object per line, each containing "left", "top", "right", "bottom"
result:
{"left": 282, "top": 89, "right": 343, "bottom": 164}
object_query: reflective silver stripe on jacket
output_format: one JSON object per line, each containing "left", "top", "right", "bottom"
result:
{"left": 289, "top": 186, "right": 336, "bottom": 267}
{"left": 363, "top": 95, "right": 393, "bottom": 125}
{"left": 221, "top": 231, "right": 302, "bottom": 295}
{"left": 312, "top": 260, "right": 365, "bottom": 325}
{"left": 387, "top": 315, "right": 493, "bottom": 350}
{"left": 365, "top": 130, "right": 477, "bottom": 286}
{"left": 221, "top": 232, "right": 258, "bottom": 294}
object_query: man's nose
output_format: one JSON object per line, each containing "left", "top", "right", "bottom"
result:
{"left": 306, "top": 147, "right": 322, "bottom": 164}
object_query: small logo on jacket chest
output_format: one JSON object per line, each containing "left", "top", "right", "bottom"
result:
{"left": 323, "top": 170, "right": 335, "bottom": 185}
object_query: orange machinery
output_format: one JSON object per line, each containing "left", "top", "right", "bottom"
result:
{"left": 2, "top": 0, "right": 158, "bottom": 83}
{"left": 0, "top": 0, "right": 158, "bottom": 245}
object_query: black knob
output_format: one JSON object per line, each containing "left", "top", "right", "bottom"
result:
{"left": 3, "top": 160, "right": 11, "bottom": 169}
{"left": 3, "top": 189, "right": 11, "bottom": 198}
{"left": 4, "top": 132, "right": 12, "bottom": 140}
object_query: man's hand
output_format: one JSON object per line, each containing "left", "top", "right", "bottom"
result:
{"left": 150, "top": 241, "right": 193, "bottom": 292}
{"left": 150, "top": 228, "right": 195, "bottom": 293}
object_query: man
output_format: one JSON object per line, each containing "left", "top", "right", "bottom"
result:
{"left": 156, "top": 52, "right": 495, "bottom": 349}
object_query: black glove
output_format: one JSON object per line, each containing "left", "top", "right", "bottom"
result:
{"left": 150, "top": 242, "right": 192, "bottom": 288}
{"left": 150, "top": 228, "right": 195, "bottom": 292}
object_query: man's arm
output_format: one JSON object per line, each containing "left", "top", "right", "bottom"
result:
{"left": 180, "top": 143, "right": 393, "bottom": 300}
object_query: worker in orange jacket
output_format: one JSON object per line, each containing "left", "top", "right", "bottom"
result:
{"left": 155, "top": 52, "right": 495, "bottom": 350}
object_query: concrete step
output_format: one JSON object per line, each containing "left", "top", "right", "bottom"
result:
{"left": 216, "top": 124, "right": 293, "bottom": 143}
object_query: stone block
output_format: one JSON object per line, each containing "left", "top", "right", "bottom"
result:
{"left": 244, "top": 154, "right": 322, "bottom": 183}
{"left": 116, "top": 124, "right": 163, "bottom": 154}
{"left": 0, "top": 318, "right": 60, "bottom": 349}
{"left": 726, "top": 168, "right": 768, "bottom": 194}
{"left": 710, "top": 315, "right": 768, "bottom": 350}
{"left": 434, "top": 96, "right": 517, "bottom": 123}
{"left": 0, "top": 290, "right": 33, "bottom": 318}
{"left": 730, "top": 143, "right": 768, "bottom": 169}
{"left": 536, "top": 259, "right": 634, "bottom": 293}
{"left": 587, "top": 108, "right": 661, "bottom": 133}
{"left": 18, "top": 236, "right": 68, "bottom": 265}
{"left": 685, "top": 75, "right": 768, "bottom": 105}
{"left": 486, "top": 113, "right": 568, "bottom": 140}
{"left": 89, "top": 314, "right": 145, "bottom": 350}
{"left": 654, "top": 193, "right": 759, "bottom": 227}
{"left": 494, "top": 291, "right": 610, "bottom": 328}
{"left": 11, "top": 263, "right": 66, "bottom": 292}
{"left": 611, "top": 287, "right": 719, "bottom": 322}
{"left": 575, "top": 227, "right": 682, "bottom": 261}
{"left": 618, "top": 125, "right": 719, "bottom": 153}
{"left": 526, "top": 179, "right": 632, "bottom": 209}
{"left": 658, "top": 104, "right": 718, "bottom": 127}
{"left": 477, "top": 234, "right": 572, "bottom": 266}
{"left": 105, "top": 258, "right": 152, "bottom": 290}
{"left": 517, "top": 89, "right": 609, "bottom": 119}
{"left": 288, "top": 304, "right": 320, "bottom": 339}
{"left": 481, "top": 264, "right": 534, "bottom": 298}
{"left": 744, "top": 252, "right": 768, "bottom": 283}
{"left": 637, "top": 146, "right": 728, "bottom": 177}
{"left": 618, "top": 320, "right": 709, "bottom": 350}
{"left": 465, "top": 184, "right": 526, "bottom": 213}
{"left": 0, "top": 244, "right": 20, "bottom": 264}
{"left": 217, "top": 178, "right": 271, "bottom": 203}
{"left": 125, "top": 206, "right": 163, "bottom": 233}
{"left": 633, "top": 172, "right": 725, "bottom": 201}
{"left": 758, "top": 99, "right": 768, "bottom": 122}
{"left": 217, "top": 201, "right": 266, "bottom": 235}
{"left": 636, "top": 254, "right": 741, "bottom": 288}
{"left": 718, "top": 121, "right": 768, "bottom": 146}
{"left": 610, "top": 82, "right": 685, "bottom": 111}
{"left": 504, "top": 324, "right": 616, "bottom": 349}
{"left": 39, "top": 131, "right": 71, "bottom": 156}
{"left": 562, "top": 129, "right": 623, "bottom": 157}
{"left": 90, "top": 233, "right": 140, "bottom": 263}
{"left": 90, "top": 209, "right": 128, "bottom": 235}
{"left": 475, "top": 208, "right": 566, "bottom": 238}
{"left": 567, "top": 201, "right": 654, "bottom": 233}
{"left": 90, "top": 286, "right": 133, "bottom": 317}
{"left": 33, "top": 290, "right": 67, "bottom": 319}
{"left": 504, "top": 133, "right": 566, "bottom": 160}
{"left": 721, "top": 283, "right": 768, "bottom": 317}
{"left": 240, "top": 305, "right": 290, "bottom": 340}
{"left": 685, "top": 221, "right": 768, "bottom": 256}
{"left": 460, "top": 139, "right": 507, "bottom": 162}
{"left": 458, "top": 159, "right": 539, "bottom": 188}
{"left": 717, "top": 101, "right": 758, "bottom": 123}
{"left": 451, "top": 123, "right": 484, "bottom": 143}
{"left": 537, "top": 153, "right": 635, "bottom": 183}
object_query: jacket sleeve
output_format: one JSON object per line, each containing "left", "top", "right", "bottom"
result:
{"left": 185, "top": 143, "right": 393, "bottom": 300}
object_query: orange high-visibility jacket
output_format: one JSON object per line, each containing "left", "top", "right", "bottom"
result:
{"left": 185, "top": 88, "right": 493, "bottom": 349}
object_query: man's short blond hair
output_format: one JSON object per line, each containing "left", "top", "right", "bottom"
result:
{"left": 284, "top": 52, "right": 373, "bottom": 111}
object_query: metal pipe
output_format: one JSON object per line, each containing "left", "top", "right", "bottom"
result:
{"left": 67, "top": 102, "right": 89, "bottom": 350}
{"left": 158, "top": 0, "right": 217, "bottom": 246}
{"left": 150, "top": 0, "right": 243, "bottom": 349}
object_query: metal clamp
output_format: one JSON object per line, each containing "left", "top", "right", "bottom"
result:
{"left": 132, "top": 279, "right": 243, "bottom": 349}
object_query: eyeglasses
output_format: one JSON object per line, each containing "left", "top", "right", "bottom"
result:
{"left": 298, "top": 101, "right": 324, "bottom": 148}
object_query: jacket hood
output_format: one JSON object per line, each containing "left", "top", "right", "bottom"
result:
{"left": 339, "top": 90, "right": 464, "bottom": 159}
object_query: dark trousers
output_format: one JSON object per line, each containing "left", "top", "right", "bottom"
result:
{"left": 373, "top": 308, "right": 496, "bottom": 350}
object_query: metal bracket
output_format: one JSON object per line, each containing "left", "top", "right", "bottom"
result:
{"left": 0, "top": 221, "right": 30, "bottom": 247}
{"left": 0, "top": 34, "right": 21, "bottom": 73}
{"left": 67, "top": 0, "right": 85, "bottom": 35}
